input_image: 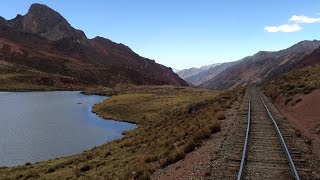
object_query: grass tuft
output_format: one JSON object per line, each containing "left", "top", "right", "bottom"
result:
{"left": 79, "top": 164, "right": 91, "bottom": 172}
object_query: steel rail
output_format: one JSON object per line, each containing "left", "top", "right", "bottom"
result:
{"left": 236, "top": 98, "right": 251, "bottom": 180}
{"left": 257, "top": 89, "right": 300, "bottom": 180}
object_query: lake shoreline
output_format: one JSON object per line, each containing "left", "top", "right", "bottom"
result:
{"left": 0, "top": 87, "right": 138, "bottom": 126}
{"left": 0, "top": 91, "right": 137, "bottom": 167}
{"left": 0, "top": 88, "right": 82, "bottom": 92}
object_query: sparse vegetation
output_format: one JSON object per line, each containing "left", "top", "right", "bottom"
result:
{"left": 262, "top": 64, "right": 320, "bottom": 101}
{"left": 0, "top": 86, "right": 244, "bottom": 179}
{"left": 79, "top": 164, "right": 91, "bottom": 172}
{"left": 0, "top": 61, "right": 86, "bottom": 91}
{"left": 46, "top": 167, "right": 55, "bottom": 173}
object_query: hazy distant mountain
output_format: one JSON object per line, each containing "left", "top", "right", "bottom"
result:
{"left": 177, "top": 63, "right": 220, "bottom": 80}
{"left": 200, "top": 40, "right": 320, "bottom": 89}
{"left": 0, "top": 3, "right": 187, "bottom": 89}
{"left": 185, "top": 62, "right": 238, "bottom": 86}
{"left": 172, "top": 68, "right": 181, "bottom": 73}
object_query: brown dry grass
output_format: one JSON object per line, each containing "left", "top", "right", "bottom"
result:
{"left": 0, "top": 86, "right": 244, "bottom": 179}
{"left": 0, "top": 61, "right": 87, "bottom": 91}
{"left": 262, "top": 64, "right": 320, "bottom": 101}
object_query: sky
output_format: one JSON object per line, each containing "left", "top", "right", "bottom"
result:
{"left": 1, "top": 1, "right": 320, "bottom": 69}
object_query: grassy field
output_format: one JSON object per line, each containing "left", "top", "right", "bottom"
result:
{"left": 0, "top": 86, "right": 244, "bottom": 179}
{"left": 262, "top": 64, "right": 320, "bottom": 101}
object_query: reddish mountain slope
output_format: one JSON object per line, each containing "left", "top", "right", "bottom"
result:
{"left": 0, "top": 3, "right": 187, "bottom": 89}
{"left": 200, "top": 40, "right": 320, "bottom": 89}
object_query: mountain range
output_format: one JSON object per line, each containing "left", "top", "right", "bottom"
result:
{"left": 0, "top": 3, "right": 187, "bottom": 89}
{"left": 1, "top": 3, "right": 319, "bottom": 91}
{"left": 176, "top": 64, "right": 220, "bottom": 79}
{"left": 178, "top": 40, "right": 320, "bottom": 89}
{"left": 177, "top": 62, "right": 236, "bottom": 86}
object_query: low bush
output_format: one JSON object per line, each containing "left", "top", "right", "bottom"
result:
{"left": 79, "top": 164, "right": 91, "bottom": 172}
{"left": 183, "top": 140, "right": 196, "bottom": 153}
{"left": 46, "top": 167, "right": 55, "bottom": 173}
{"left": 144, "top": 154, "right": 159, "bottom": 163}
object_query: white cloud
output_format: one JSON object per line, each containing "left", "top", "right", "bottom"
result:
{"left": 264, "top": 24, "right": 302, "bottom": 33}
{"left": 289, "top": 15, "right": 320, "bottom": 23}
{"left": 264, "top": 14, "right": 320, "bottom": 33}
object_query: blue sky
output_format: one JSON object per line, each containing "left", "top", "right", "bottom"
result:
{"left": 1, "top": 1, "right": 320, "bottom": 69}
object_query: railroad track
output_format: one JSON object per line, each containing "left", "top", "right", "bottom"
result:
{"left": 232, "top": 86, "right": 312, "bottom": 180}
{"left": 208, "top": 86, "right": 312, "bottom": 180}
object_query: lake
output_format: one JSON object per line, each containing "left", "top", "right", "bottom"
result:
{"left": 0, "top": 91, "right": 137, "bottom": 166}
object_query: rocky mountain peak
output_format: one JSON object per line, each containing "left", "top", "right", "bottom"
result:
{"left": 5, "top": 3, "right": 86, "bottom": 41}
{"left": 281, "top": 40, "right": 320, "bottom": 54}
{"left": 28, "top": 3, "right": 56, "bottom": 13}
{"left": 24, "top": 3, "right": 64, "bottom": 34}
{"left": 91, "top": 36, "right": 134, "bottom": 52}
{"left": 92, "top": 36, "right": 114, "bottom": 44}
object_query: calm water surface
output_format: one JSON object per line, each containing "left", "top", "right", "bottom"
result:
{"left": 0, "top": 91, "right": 137, "bottom": 166}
